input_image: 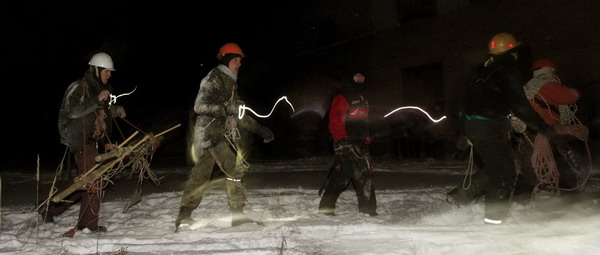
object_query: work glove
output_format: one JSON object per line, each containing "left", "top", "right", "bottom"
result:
{"left": 363, "top": 149, "right": 375, "bottom": 174}
{"left": 257, "top": 126, "right": 274, "bottom": 143}
{"left": 334, "top": 139, "right": 353, "bottom": 156}
{"left": 225, "top": 100, "right": 245, "bottom": 116}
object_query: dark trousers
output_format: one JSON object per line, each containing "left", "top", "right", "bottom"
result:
{"left": 463, "top": 119, "right": 515, "bottom": 221}
{"left": 43, "top": 143, "right": 102, "bottom": 230}
{"left": 318, "top": 153, "right": 376, "bottom": 215}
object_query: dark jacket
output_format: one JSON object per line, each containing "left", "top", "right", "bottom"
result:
{"left": 58, "top": 69, "right": 118, "bottom": 153}
{"left": 464, "top": 54, "right": 548, "bottom": 134}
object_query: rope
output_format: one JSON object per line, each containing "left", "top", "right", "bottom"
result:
{"left": 112, "top": 116, "right": 126, "bottom": 142}
{"left": 461, "top": 140, "right": 475, "bottom": 190}
{"left": 203, "top": 115, "right": 255, "bottom": 192}
{"left": 107, "top": 118, "right": 161, "bottom": 184}
{"left": 223, "top": 116, "right": 250, "bottom": 169}
{"left": 209, "top": 147, "right": 247, "bottom": 193}
{"left": 99, "top": 135, "right": 161, "bottom": 187}
{"left": 36, "top": 147, "right": 69, "bottom": 216}
{"left": 93, "top": 109, "right": 109, "bottom": 143}
{"left": 119, "top": 118, "right": 147, "bottom": 135}
{"left": 530, "top": 125, "right": 592, "bottom": 195}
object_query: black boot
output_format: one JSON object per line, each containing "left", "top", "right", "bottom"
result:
{"left": 175, "top": 206, "right": 195, "bottom": 232}
{"left": 39, "top": 208, "right": 55, "bottom": 223}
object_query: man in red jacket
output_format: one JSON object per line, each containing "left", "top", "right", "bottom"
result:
{"left": 318, "top": 73, "right": 377, "bottom": 216}
{"left": 515, "top": 58, "right": 584, "bottom": 193}
{"left": 523, "top": 58, "right": 580, "bottom": 126}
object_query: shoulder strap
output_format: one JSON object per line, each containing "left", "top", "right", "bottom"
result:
{"left": 533, "top": 97, "right": 559, "bottom": 114}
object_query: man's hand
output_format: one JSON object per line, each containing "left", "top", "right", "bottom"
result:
{"left": 226, "top": 100, "right": 245, "bottom": 116}
{"left": 456, "top": 135, "right": 471, "bottom": 151}
{"left": 98, "top": 90, "right": 110, "bottom": 102}
{"left": 257, "top": 126, "right": 274, "bottom": 143}
{"left": 104, "top": 143, "right": 119, "bottom": 151}
{"left": 334, "top": 139, "right": 353, "bottom": 156}
{"left": 115, "top": 106, "right": 126, "bottom": 118}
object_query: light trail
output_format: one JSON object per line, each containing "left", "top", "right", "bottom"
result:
{"left": 109, "top": 86, "right": 137, "bottom": 107}
{"left": 238, "top": 96, "right": 295, "bottom": 119}
{"left": 383, "top": 106, "right": 447, "bottom": 123}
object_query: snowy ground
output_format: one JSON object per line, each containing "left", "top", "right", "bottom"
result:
{"left": 1, "top": 157, "right": 600, "bottom": 255}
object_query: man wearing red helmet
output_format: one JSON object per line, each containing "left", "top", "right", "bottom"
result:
{"left": 175, "top": 43, "right": 274, "bottom": 231}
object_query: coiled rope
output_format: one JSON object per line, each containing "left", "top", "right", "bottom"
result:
{"left": 518, "top": 124, "right": 592, "bottom": 196}
{"left": 208, "top": 115, "right": 251, "bottom": 192}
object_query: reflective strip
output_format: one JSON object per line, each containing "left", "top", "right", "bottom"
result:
{"left": 349, "top": 107, "right": 368, "bottom": 119}
{"left": 226, "top": 177, "right": 242, "bottom": 182}
{"left": 484, "top": 218, "right": 502, "bottom": 224}
{"left": 466, "top": 115, "right": 491, "bottom": 121}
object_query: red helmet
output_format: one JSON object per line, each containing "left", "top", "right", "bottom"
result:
{"left": 532, "top": 58, "right": 557, "bottom": 70}
{"left": 217, "top": 43, "right": 244, "bottom": 60}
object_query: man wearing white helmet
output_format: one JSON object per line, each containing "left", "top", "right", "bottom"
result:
{"left": 40, "top": 52, "right": 126, "bottom": 235}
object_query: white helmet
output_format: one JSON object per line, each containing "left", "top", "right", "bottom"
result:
{"left": 88, "top": 52, "right": 115, "bottom": 71}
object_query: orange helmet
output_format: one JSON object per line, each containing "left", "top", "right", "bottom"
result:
{"left": 532, "top": 58, "right": 557, "bottom": 70}
{"left": 217, "top": 43, "right": 244, "bottom": 60}
{"left": 488, "top": 32, "right": 521, "bottom": 55}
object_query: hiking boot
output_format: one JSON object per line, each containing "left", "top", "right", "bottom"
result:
{"left": 317, "top": 207, "right": 335, "bottom": 216}
{"left": 38, "top": 208, "right": 55, "bottom": 223}
{"left": 92, "top": 226, "right": 107, "bottom": 232}
{"left": 43, "top": 214, "right": 55, "bottom": 223}
{"left": 359, "top": 209, "right": 378, "bottom": 216}
{"left": 175, "top": 206, "right": 195, "bottom": 232}
{"left": 484, "top": 218, "right": 503, "bottom": 225}
{"left": 231, "top": 212, "right": 255, "bottom": 227}
{"left": 445, "top": 194, "right": 460, "bottom": 208}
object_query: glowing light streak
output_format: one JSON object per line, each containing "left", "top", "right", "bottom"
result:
{"left": 238, "top": 96, "right": 295, "bottom": 119}
{"left": 109, "top": 86, "right": 137, "bottom": 107}
{"left": 383, "top": 106, "right": 447, "bottom": 123}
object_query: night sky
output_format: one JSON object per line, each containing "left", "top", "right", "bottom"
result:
{"left": 1, "top": 1, "right": 304, "bottom": 170}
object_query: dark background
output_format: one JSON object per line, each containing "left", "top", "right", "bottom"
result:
{"left": 1, "top": 1, "right": 308, "bottom": 171}
{"left": 2, "top": 0, "right": 600, "bottom": 172}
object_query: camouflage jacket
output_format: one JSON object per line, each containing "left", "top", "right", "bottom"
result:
{"left": 192, "top": 65, "right": 261, "bottom": 153}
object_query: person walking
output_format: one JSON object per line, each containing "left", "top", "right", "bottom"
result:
{"left": 175, "top": 43, "right": 274, "bottom": 231}
{"left": 41, "top": 52, "right": 126, "bottom": 234}
{"left": 447, "top": 33, "right": 555, "bottom": 224}
{"left": 318, "top": 72, "right": 377, "bottom": 216}
{"left": 515, "top": 58, "right": 584, "bottom": 193}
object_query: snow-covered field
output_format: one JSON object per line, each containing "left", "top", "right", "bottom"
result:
{"left": 1, "top": 157, "right": 600, "bottom": 255}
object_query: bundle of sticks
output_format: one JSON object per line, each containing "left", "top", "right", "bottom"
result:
{"left": 51, "top": 123, "right": 181, "bottom": 203}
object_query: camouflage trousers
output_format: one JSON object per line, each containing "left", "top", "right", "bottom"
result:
{"left": 180, "top": 140, "right": 249, "bottom": 211}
